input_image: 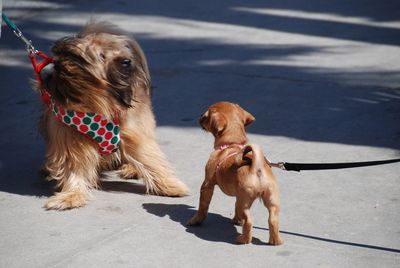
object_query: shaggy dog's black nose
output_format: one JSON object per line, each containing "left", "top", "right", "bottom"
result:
{"left": 40, "top": 63, "right": 55, "bottom": 82}
{"left": 121, "top": 58, "right": 131, "bottom": 67}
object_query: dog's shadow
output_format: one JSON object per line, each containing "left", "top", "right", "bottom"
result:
{"left": 142, "top": 203, "right": 267, "bottom": 245}
{"left": 100, "top": 180, "right": 147, "bottom": 195}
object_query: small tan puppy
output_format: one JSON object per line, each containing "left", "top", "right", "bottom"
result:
{"left": 187, "top": 102, "right": 283, "bottom": 245}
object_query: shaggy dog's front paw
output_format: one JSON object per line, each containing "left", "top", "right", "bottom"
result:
{"left": 45, "top": 191, "right": 88, "bottom": 210}
{"left": 118, "top": 164, "right": 139, "bottom": 180}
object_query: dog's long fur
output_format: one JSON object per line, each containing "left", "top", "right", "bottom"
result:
{"left": 37, "top": 21, "right": 188, "bottom": 210}
{"left": 187, "top": 102, "right": 283, "bottom": 245}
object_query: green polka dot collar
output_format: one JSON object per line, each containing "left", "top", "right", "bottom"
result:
{"left": 45, "top": 91, "right": 121, "bottom": 155}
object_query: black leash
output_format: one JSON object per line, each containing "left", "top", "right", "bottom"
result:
{"left": 273, "top": 158, "right": 400, "bottom": 172}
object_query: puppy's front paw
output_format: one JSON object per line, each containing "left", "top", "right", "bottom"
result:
{"left": 268, "top": 236, "right": 284, "bottom": 246}
{"left": 236, "top": 234, "right": 252, "bottom": 244}
{"left": 187, "top": 214, "right": 205, "bottom": 226}
{"left": 45, "top": 191, "right": 88, "bottom": 210}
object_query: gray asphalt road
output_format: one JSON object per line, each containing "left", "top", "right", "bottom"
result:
{"left": 1, "top": 1, "right": 399, "bottom": 267}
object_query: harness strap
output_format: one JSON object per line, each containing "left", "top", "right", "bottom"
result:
{"left": 29, "top": 51, "right": 53, "bottom": 105}
{"left": 215, "top": 144, "right": 245, "bottom": 171}
{"left": 216, "top": 151, "right": 241, "bottom": 171}
{"left": 215, "top": 143, "right": 245, "bottom": 151}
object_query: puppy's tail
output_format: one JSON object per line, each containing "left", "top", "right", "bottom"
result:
{"left": 240, "top": 144, "right": 266, "bottom": 177}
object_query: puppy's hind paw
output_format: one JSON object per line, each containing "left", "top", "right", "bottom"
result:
{"left": 236, "top": 234, "right": 252, "bottom": 244}
{"left": 186, "top": 214, "right": 205, "bottom": 226}
{"left": 45, "top": 191, "right": 88, "bottom": 210}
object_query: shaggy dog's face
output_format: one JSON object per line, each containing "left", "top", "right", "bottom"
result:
{"left": 41, "top": 23, "right": 151, "bottom": 115}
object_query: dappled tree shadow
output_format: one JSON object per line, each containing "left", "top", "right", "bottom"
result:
{"left": 0, "top": 0, "right": 399, "bottom": 196}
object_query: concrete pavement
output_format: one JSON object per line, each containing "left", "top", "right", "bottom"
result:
{"left": 1, "top": 0, "right": 399, "bottom": 267}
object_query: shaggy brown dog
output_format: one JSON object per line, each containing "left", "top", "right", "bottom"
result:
{"left": 187, "top": 102, "right": 283, "bottom": 245}
{"left": 36, "top": 21, "right": 188, "bottom": 210}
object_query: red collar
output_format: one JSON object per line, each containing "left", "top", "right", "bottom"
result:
{"left": 214, "top": 143, "right": 246, "bottom": 151}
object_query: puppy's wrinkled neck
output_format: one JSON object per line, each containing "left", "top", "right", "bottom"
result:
{"left": 213, "top": 125, "right": 248, "bottom": 149}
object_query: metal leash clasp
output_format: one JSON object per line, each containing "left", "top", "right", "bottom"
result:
{"left": 13, "top": 28, "right": 37, "bottom": 54}
{"left": 277, "top": 162, "right": 286, "bottom": 170}
{"left": 2, "top": 13, "right": 37, "bottom": 54}
{"left": 269, "top": 161, "right": 286, "bottom": 170}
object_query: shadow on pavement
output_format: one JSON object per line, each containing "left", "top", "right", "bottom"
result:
{"left": 142, "top": 203, "right": 267, "bottom": 245}
{"left": 252, "top": 226, "right": 400, "bottom": 254}
{"left": 100, "top": 180, "right": 147, "bottom": 195}
{"left": 143, "top": 203, "right": 400, "bottom": 252}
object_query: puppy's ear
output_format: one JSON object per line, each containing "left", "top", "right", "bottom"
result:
{"left": 199, "top": 110, "right": 209, "bottom": 129}
{"left": 243, "top": 110, "right": 256, "bottom": 126}
{"left": 210, "top": 112, "right": 227, "bottom": 136}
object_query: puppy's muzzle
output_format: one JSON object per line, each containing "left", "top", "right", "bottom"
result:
{"left": 199, "top": 114, "right": 207, "bottom": 130}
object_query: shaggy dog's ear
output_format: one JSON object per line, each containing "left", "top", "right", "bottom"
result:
{"left": 126, "top": 38, "right": 152, "bottom": 96}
